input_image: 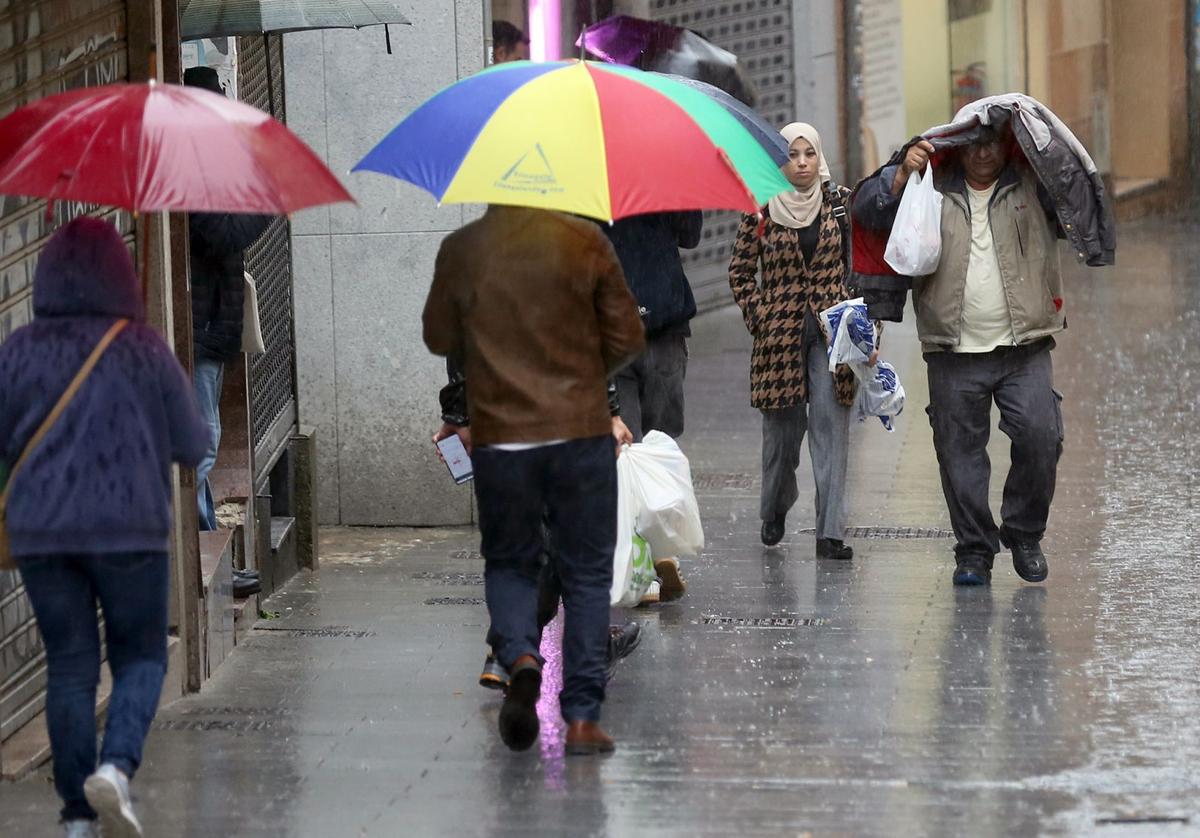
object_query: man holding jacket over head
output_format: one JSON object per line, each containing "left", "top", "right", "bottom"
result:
{"left": 853, "top": 125, "right": 1065, "bottom": 588}
{"left": 423, "top": 206, "right": 644, "bottom": 756}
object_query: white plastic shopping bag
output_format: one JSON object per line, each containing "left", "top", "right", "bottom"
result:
{"left": 820, "top": 298, "right": 906, "bottom": 432}
{"left": 611, "top": 452, "right": 656, "bottom": 608}
{"left": 855, "top": 361, "right": 906, "bottom": 432}
{"left": 884, "top": 162, "right": 943, "bottom": 276}
{"left": 621, "top": 431, "right": 705, "bottom": 558}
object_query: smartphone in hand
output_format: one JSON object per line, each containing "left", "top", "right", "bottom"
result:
{"left": 435, "top": 434, "right": 474, "bottom": 484}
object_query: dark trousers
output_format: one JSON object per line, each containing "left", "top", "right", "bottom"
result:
{"left": 16, "top": 552, "right": 170, "bottom": 821}
{"left": 615, "top": 333, "right": 688, "bottom": 440}
{"left": 473, "top": 436, "right": 616, "bottom": 723}
{"left": 925, "top": 340, "right": 1064, "bottom": 564}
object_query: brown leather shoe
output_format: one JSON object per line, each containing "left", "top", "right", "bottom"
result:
{"left": 565, "top": 721, "right": 615, "bottom": 756}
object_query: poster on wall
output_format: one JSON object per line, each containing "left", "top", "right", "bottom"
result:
{"left": 860, "top": 0, "right": 907, "bottom": 171}
{"left": 181, "top": 37, "right": 238, "bottom": 98}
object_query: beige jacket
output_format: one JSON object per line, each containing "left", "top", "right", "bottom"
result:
{"left": 915, "top": 166, "right": 1065, "bottom": 353}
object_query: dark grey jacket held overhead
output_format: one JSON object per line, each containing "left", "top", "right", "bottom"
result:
{"left": 850, "top": 94, "right": 1116, "bottom": 321}
{"left": 189, "top": 212, "right": 272, "bottom": 363}
{"left": 602, "top": 211, "right": 703, "bottom": 337}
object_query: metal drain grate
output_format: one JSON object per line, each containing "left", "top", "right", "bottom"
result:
{"left": 449, "top": 549, "right": 483, "bottom": 561}
{"left": 702, "top": 615, "right": 825, "bottom": 628}
{"left": 412, "top": 572, "right": 484, "bottom": 586}
{"left": 693, "top": 472, "right": 757, "bottom": 490}
{"left": 153, "top": 718, "right": 277, "bottom": 733}
{"left": 425, "top": 596, "right": 486, "bottom": 606}
{"left": 178, "top": 705, "right": 293, "bottom": 717}
{"left": 1096, "top": 817, "right": 1190, "bottom": 826}
{"left": 254, "top": 626, "right": 376, "bottom": 638}
{"left": 797, "top": 526, "right": 955, "bottom": 539}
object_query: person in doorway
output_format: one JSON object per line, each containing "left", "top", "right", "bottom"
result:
{"left": 604, "top": 211, "right": 702, "bottom": 603}
{"left": 0, "top": 218, "right": 209, "bottom": 838}
{"left": 728, "top": 123, "right": 858, "bottom": 559}
{"left": 423, "top": 206, "right": 644, "bottom": 755}
{"left": 432, "top": 378, "right": 644, "bottom": 691}
{"left": 492, "top": 19, "right": 530, "bottom": 63}
{"left": 183, "top": 69, "right": 272, "bottom": 561}
{"left": 852, "top": 127, "right": 1064, "bottom": 586}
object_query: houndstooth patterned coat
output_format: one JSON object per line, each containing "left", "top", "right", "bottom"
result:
{"left": 728, "top": 188, "right": 857, "bottom": 410}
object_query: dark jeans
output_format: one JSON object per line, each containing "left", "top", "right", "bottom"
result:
{"left": 615, "top": 333, "right": 688, "bottom": 440}
{"left": 925, "top": 340, "right": 1064, "bottom": 564}
{"left": 473, "top": 436, "right": 616, "bottom": 723}
{"left": 483, "top": 527, "right": 563, "bottom": 651}
{"left": 16, "top": 552, "right": 170, "bottom": 821}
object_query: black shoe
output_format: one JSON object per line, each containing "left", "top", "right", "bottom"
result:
{"left": 761, "top": 515, "right": 786, "bottom": 546}
{"left": 952, "top": 556, "right": 992, "bottom": 586}
{"left": 232, "top": 574, "right": 261, "bottom": 598}
{"left": 479, "top": 654, "right": 509, "bottom": 690}
{"left": 1010, "top": 539, "right": 1049, "bottom": 583}
{"left": 498, "top": 660, "right": 541, "bottom": 751}
{"left": 605, "top": 622, "right": 642, "bottom": 681}
{"left": 816, "top": 538, "right": 853, "bottom": 560}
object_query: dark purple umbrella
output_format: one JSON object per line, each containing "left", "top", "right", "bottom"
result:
{"left": 578, "top": 15, "right": 758, "bottom": 106}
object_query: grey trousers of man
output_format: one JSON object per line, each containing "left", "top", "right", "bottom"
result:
{"left": 615, "top": 332, "right": 688, "bottom": 441}
{"left": 760, "top": 334, "right": 851, "bottom": 539}
{"left": 924, "top": 339, "right": 1064, "bottom": 565}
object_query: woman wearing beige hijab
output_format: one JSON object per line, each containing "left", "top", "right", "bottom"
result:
{"left": 728, "top": 123, "right": 857, "bottom": 558}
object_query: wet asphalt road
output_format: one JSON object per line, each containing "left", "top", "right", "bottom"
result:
{"left": 4, "top": 215, "right": 1200, "bottom": 836}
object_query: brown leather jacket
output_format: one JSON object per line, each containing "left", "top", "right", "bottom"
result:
{"left": 423, "top": 207, "right": 645, "bottom": 446}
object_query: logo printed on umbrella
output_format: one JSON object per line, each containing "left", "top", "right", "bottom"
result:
{"left": 496, "top": 144, "right": 564, "bottom": 195}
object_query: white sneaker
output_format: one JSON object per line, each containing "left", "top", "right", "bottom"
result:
{"left": 83, "top": 763, "right": 143, "bottom": 838}
{"left": 63, "top": 820, "right": 98, "bottom": 838}
{"left": 638, "top": 580, "right": 661, "bottom": 606}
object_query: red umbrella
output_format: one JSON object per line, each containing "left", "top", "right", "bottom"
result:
{"left": 0, "top": 81, "right": 352, "bottom": 213}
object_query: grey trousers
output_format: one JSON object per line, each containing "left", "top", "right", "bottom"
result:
{"left": 924, "top": 339, "right": 1064, "bottom": 564}
{"left": 615, "top": 332, "right": 688, "bottom": 441}
{"left": 760, "top": 335, "right": 851, "bottom": 539}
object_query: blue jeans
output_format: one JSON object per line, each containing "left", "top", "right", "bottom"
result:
{"left": 193, "top": 358, "right": 224, "bottom": 531}
{"left": 473, "top": 436, "right": 616, "bottom": 723}
{"left": 16, "top": 552, "right": 170, "bottom": 821}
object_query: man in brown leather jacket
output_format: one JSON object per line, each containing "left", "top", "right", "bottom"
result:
{"left": 423, "top": 206, "right": 644, "bottom": 755}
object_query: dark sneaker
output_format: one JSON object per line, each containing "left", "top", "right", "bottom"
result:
{"left": 952, "top": 556, "right": 992, "bottom": 586}
{"left": 816, "top": 538, "right": 853, "bottom": 560}
{"left": 498, "top": 659, "right": 541, "bottom": 751}
{"left": 605, "top": 621, "right": 642, "bottom": 681}
{"left": 761, "top": 515, "right": 786, "bottom": 546}
{"left": 1010, "top": 539, "right": 1049, "bottom": 583}
{"left": 479, "top": 654, "right": 509, "bottom": 690}
{"left": 231, "top": 573, "right": 261, "bottom": 598}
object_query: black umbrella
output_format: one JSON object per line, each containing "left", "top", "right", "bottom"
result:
{"left": 180, "top": 0, "right": 412, "bottom": 113}
{"left": 578, "top": 15, "right": 757, "bottom": 106}
{"left": 180, "top": 0, "right": 410, "bottom": 40}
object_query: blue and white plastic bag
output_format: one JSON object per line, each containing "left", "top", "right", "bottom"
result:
{"left": 820, "top": 298, "right": 906, "bottom": 431}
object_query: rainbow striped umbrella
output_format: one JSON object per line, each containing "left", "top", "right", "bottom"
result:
{"left": 352, "top": 60, "right": 790, "bottom": 221}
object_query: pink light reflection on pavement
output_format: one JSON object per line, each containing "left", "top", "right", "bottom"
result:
{"left": 537, "top": 610, "right": 567, "bottom": 785}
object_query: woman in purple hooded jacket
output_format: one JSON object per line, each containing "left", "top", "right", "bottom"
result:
{"left": 0, "top": 217, "right": 208, "bottom": 837}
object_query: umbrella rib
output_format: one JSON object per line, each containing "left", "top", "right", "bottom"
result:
{"left": 72, "top": 94, "right": 130, "bottom": 207}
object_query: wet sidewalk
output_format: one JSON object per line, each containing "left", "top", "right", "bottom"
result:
{"left": 5, "top": 216, "right": 1200, "bottom": 836}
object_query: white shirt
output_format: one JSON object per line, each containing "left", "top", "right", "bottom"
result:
{"left": 955, "top": 182, "right": 1016, "bottom": 353}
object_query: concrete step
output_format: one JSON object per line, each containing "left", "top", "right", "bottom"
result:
{"left": 198, "top": 530, "right": 235, "bottom": 680}
{"left": 1, "top": 637, "right": 180, "bottom": 781}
